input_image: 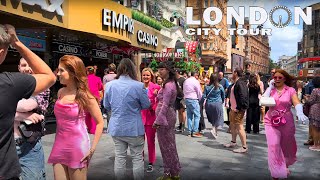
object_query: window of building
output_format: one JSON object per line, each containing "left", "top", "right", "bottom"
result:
{"left": 170, "top": 0, "right": 175, "bottom": 3}
{"left": 203, "top": 43, "right": 207, "bottom": 49}
{"left": 311, "top": 35, "right": 314, "bottom": 40}
{"left": 130, "top": 0, "right": 140, "bottom": 8}
{"left": 210, "top": 0, "right": 214, "bottom": 6}
{"left": 204, "top": 0, "right": 209, "bottom": 8}
{"left": 112, "top": 0, "right": 124, "bottom": 5}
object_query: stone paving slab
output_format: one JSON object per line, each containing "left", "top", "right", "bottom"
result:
{"left": 42, "top": 120, "right": 320, "bottom": 180}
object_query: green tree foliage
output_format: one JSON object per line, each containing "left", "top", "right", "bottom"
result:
{"left": 132, "top": 10, "right": 162, "bottom": 31}
{"left": 269, "top": 58, "right": 280, "bottom": 72}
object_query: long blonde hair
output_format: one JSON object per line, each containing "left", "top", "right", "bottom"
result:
{"left": 142, "top": 67, "right": 155, "bottom": 83}
{"left": 59, "top": 55, "right": 95, "bottom": 112}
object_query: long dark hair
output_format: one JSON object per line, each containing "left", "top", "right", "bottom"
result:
{"left": 59, "top": 55, "right": 95, "bottom": 113}
{"left": 275, "top": 69, "right": 294, "bottom": 87}
{"left": 158, "top": 61, "right": 180, "bottom": 95}
{"left": 115, "top": 58, "right": 137, "bottom": 80}
{"left": 209, "top": 74, "right": 220, "bottom": 89}
{"left": 248, "top": 74, "right": 260, "bottom": 89}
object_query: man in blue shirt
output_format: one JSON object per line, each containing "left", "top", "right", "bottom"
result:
{"left": 218, "top": 72, "right": 230, "bottom": 92}
{"left": 104, "top": 58, "right": 150, "bottom": 180}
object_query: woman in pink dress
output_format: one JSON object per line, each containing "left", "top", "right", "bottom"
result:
{"left": 263, "top": 69, "right": 308, "bottom": 180}
{"left": 48, "top": 55, "right": 104, "bottom": 180}
{"left": 141, "top": 68, "right": 161, "bottom": 172}
{"left": 86, "top": 66, "right": 104, "bottom": 134}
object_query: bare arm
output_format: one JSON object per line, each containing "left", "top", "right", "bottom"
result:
{"left": 5, "top": 24, "right": 56, "bottom": 96}
{"left": 292, "top": 94, "right": 301, "bottom": 107}
{"left": 15, "top": 112, "right": 44, "bottom": 123}
{"left": 86, "top": 97, "right": 104, "bottom": 152}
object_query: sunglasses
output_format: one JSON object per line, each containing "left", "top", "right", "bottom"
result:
{"left": 273, "top": 76, "right": 284, "bottom": 80}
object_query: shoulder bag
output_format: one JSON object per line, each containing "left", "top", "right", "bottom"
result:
{"left": 203, "top": 86, "right": 215, "bottom": 106}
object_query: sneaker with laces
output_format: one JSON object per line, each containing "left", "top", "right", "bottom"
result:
{"left": 211, "top": 130, "right": 217, "bottom": 139}
{"left": 233, "top": 147, "right": 248, "bottom": 153}
{"left": 175, "top": 127, "right": 182, "bottom": 132}
{"left": 146, "top": 164, "right": 153, "bottom": 172}
{"left": 192, "top": 132, "right": 203, "bottom": 138}
{"left": 224, "top": 142, "right": 237, "bottom": 148}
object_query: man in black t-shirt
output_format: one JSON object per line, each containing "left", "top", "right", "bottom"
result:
{"left": 0, "top": 24, "right": 56, "bottom": 179}
{"left": 175, "top": 69, "right": 186, "bottom": 132}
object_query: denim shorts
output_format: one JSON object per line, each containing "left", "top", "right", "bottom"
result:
{"left": 16, "top": 139, "right": 46, "bottom": 180}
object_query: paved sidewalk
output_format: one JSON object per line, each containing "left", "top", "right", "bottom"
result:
{"left": 42, "top": 120, "right": 319, "bottom": 180}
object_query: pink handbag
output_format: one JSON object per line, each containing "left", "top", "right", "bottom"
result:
{"left": 270, "top": 109, "right": 287, "bottom": 126}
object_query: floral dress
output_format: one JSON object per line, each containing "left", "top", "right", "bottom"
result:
{"left": 306, "top": 88, "right": 320, "bottom": 129}
{"left": 155, "top": 81, "right": 181, "bottom": 176}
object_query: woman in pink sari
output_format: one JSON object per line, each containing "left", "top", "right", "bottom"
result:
{"left": 86, "top": 66, "right": 104, "bottom": 134}
{"left": 141, "top": 68, "right": 161, "bottom": 172}
{"left": 263, "top": 69, "right": 308, "bottom": 180}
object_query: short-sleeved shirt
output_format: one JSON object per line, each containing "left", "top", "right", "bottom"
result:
{"left": 219, "top": 78, "right": 229, "bottom": 90}
{"left": 264, "top": 86, "right": 296, "bottom": 125}
{"left": 0, "top": 72, "right": 36, "bottom": 179}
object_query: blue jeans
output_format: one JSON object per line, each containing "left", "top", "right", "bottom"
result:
{"left": 16, "top": 139, "right": 46, "bottom": 180}
{"left": 185, "top": 99, "right": 201, "bottom": 133}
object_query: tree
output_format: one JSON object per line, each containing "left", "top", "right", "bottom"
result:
{"left": 269, "top": 58, "right": 280, "bottom": 72}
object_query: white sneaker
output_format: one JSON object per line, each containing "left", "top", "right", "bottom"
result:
{"left": 224, "top": 142, "right": 237, "bottom": 148}
{"left": 102, "top": 114, "right": 108, "bottom": 119}
{"left": 211, "top": 130, "right": 217, "bottom": 139}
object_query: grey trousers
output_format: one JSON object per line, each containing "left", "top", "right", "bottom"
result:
{"left": 112, "top": 136, "right": 145, "bottom": 180}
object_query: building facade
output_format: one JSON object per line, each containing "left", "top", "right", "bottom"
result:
{"left": 0, "top": 0, "right": 163, "bottom": 89}
{"left": 285, "top": 56, "right": 298, "bottom": 76}
{"left": 186, "top": 0, "right": 228, "bottom": 73}
{"left": 228, "top": 20, "right": 246, "bottom": 74}
{"left": 119, "top": 0, "right": 190, "bottom": 76}
{"left": 243, "top": 19, "right": 270, "bottom": 74}
{"left": 298, "top": 2, "right": 320, "bottom": 78}
{"left": 278, "top": 55, "right": 294, "bottom": 70}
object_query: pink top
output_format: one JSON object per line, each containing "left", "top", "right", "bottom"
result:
{"left": 48, "top": 99, "right": 90, "bottom": 168}
{"left": 141, "top": 82, "right": 161, "bottom": 126}
{"left": 183, "top": 77, "right": 202, "bottom": 100}
{"left": 230, "top": 85, "right": 237, "bottom": 111}
{"left": 264, "top": 86, "right": 296, "bottom": 125}
{"left": 88, "top": 74, "right": 103, "bottom": 99}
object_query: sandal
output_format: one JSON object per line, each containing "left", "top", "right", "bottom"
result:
{"left": 309, "top": 146, "right": 320, "bottom": 151}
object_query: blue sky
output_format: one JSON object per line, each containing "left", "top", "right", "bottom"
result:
{"left": 228, "top": 0, "right": 320, "bottom": 62}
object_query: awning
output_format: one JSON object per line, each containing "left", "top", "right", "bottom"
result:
{"left": 298, "top": 57, "right": 320, "bottom": 63}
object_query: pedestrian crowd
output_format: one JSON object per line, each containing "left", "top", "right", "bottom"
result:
{"left": 0, "top": 24, "right": 319, "bottom": 180}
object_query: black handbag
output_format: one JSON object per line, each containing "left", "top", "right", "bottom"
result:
{"left": 18, "top": 120, "right": 46, "bottom": 143}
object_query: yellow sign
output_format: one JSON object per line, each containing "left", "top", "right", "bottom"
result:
{"left": 130, "top": 21, "right": 162, "bottom": 52}
{"left": 68, "top": 0, "right": 132, "bottom": 43}
{"left": 1, "top": 0, "right": 161, "bottom": 52}
{"left": 0, "top": 0, "right": 68, "bottom": 27}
